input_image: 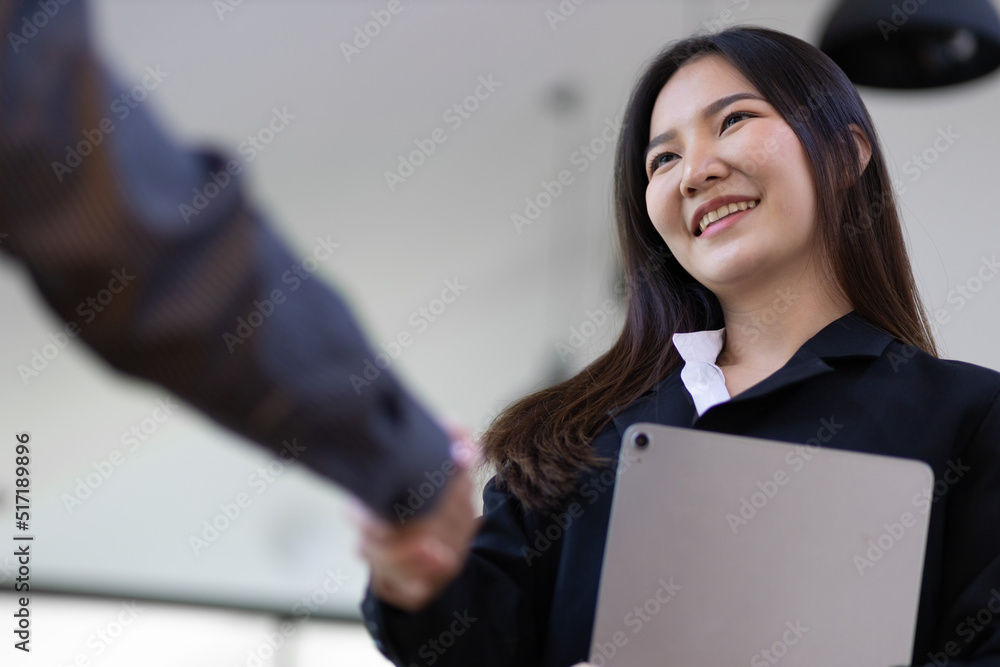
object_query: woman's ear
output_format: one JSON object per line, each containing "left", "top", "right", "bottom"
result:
{"left": 849, "top": 124, "right": 872, "bottom": 176}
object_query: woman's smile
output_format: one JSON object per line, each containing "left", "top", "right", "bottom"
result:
{"left": 692, "top": 197, "right": 760, "bottom": 237}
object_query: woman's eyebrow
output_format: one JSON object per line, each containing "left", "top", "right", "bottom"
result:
{"left": 644, "top": 92, "right": 766, "bottom": 162}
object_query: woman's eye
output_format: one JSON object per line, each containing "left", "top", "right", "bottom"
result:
{"left": 648, "top": 152, "right": 677, "bottom": 173}
{"left": 721, "top": 111, "right": 754, "bottom": 132}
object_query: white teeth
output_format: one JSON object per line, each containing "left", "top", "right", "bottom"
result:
{"left": 698, "top": 199, "right": 759, "bottom": 234}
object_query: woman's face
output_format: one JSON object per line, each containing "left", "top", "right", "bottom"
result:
{"left": 644, "top": 54, "right": 820, "bottom": 296}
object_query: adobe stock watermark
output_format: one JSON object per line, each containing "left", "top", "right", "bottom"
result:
{"left": 222, "top": 235, "right": 341, "bottom": 353}
{"left": 0, "top": 553, "right": 23, "bottom": 587}
{"left": 927, "top": 588, "right": 1000, "bottom": 666}
{"left": 847, "top": 125, "right": 960, "bottom": 241}
{"left": 725, "top": 416, "right": 844, "bottom": 535}
{"left": 911, "top": 458, "right": 970, "bottom": 516}
{"left": 511, "top": 116, "right": 621, "bottom": 234}
{"left": 851, "top": 507, "right": 919, "bottom": 577}
{"left": 885, "top": 254, "right": 1000, "bottom": 370}
{"left": 349, "top": 278, "right": 468, "bottom": 394}
{"left": 521, "top": 449, "right": 640, "bottom": 567}
{"left": 782, "top": 87, "right": 838, "bottom": 128}
{"left": 289, "top": 567, "right": 351, "bottom": 621}
{"left": 877, "top": 0, "right": 930, "bottom": 41}
{"left": 589, "top": 577, "right": 682, "bottom": 666}
{"left": 213, "top": 0, "right": 247, "bottom": 21}
{"left": 188, "top": 439, "right": 306, "bottom": 556}
{"left": 933, "top": 254, "right": 999, "bottom": 331}
{"left": 545, "top": 0, "right": 586, "bottom": 31}
{"left": 180, "top": 106, "right": 296, "bottom": 224}
{"left": 56, "top": 601, "right": 143, "bottom": 667}
{"left": 61, "top": 396, "right": 180, "bottom": 513}
{"left": 339, "top": 0, "right": 412, "bottom": 63}
{"left": 895, "top": 126, "right": 960, "bottom": 195}
{"left": 17, "top": 267, "right": 135, "bottom": 385}
{"left": 232, "top": 568, "right": 350, "bottom": 667}
{"left": 391, "top": 444, "right": 472, "bottom": 524}
{"left": 384, "top": 75, "right": 501, "bottom": 192}
{"left": 51, "top": 66, "right": 170, "bottom": 182}
{"left": 750, "top": 620, "right": 810, "bottom": 667}
{"left": 555, "top": 297, "right": 619, "bottom": 362}
{"left": 521, "top": 503, "right": 584, "bottom": 567}
{"left": 6, "top": 0, "right": 73, "bottom": 54}
{"left": 701, "top": 0, "right": 751, "bottom": 34}
{"left": 411, "top": 610, "right": 478, "bottom": 666}
{"left": 736, "top": 133, "right": 785, "bottom": 177}
{"left": 854, "top": 458, "right": 969, "bottom": 576}
{"left": 727, "top": 288, "right": 798, "bottom": 357}
{"left": 628, "top": 245, "right": 675, "bottom": 293}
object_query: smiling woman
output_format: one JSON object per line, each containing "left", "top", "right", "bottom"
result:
{"left": 360, "top": 27, "right": 1000, "bottom": 667}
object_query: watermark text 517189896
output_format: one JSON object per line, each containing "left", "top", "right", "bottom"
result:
{"left": 12, "top": 432, "right": 33, "bottom": 653}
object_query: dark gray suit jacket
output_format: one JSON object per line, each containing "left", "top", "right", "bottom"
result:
{"left": 0, "top": 0, "right": 450, "bottom": 521}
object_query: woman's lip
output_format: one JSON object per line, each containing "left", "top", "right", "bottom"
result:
{"left": 697, "top": 207, "right": 752, "bottom": 239}
{"left": 690, "top": 196, "right": 759, "bottom": 235}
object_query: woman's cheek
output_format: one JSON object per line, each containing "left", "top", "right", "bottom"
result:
{"left": 645, "top": 183, "right": 662, "bottom": 225}
{"left": 645, "top": 181, "right": 677, "bottom": 239}
{"left": 729, "top": 124, "right": 784, "bottom": 176}
{"left": 753, "top": 123, "right": 797, "bottom": 173}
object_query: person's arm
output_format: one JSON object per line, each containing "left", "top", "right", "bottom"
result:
{"left": 361, "top": 476, "right": 551, "bottom": 666}
{"left": 0, "top": 0, "right": 451, "bottom": 522}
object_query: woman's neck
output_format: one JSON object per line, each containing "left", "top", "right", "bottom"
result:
{"left": 714, "top": 265, "right": 853, "bottom": 371}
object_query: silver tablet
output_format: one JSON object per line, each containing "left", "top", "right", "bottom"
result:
{"left": 589, "top": 423, "right": 933, "bottom": 667}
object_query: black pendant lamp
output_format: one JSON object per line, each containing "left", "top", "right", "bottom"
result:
{"left": 820, "top": 0, "right": 1000, "bottom": 89}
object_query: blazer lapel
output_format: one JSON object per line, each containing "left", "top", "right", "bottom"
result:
{"left": 607, "top": 311, "right": 895, "bottom": 435}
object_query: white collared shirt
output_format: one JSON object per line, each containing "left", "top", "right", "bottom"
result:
{"left": 671, "top": 327, "right": 730, "bottom": 416}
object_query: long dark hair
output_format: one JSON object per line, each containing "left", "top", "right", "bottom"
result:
{"left": 480, "top": 26, "right": 937, "bottom": 513}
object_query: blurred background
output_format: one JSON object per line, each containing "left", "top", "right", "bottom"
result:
{"left": 2, "top": 0, "right": 999, "bottom": 665}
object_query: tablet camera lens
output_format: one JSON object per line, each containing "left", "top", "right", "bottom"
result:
{"left": 634, "top": 432, "right": 649, "bottom": 449}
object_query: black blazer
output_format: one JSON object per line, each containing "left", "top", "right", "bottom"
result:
{"left": 364, "top": 311, "right": 1000, "bottom": 666}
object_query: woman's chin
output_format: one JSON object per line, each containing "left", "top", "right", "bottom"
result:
{"left": 691, "top": 260, "right": 764, "bottom": 293}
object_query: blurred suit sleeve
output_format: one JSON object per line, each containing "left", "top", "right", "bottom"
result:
{"left": 0, "top": 0, "right": 452, "bottom": 522}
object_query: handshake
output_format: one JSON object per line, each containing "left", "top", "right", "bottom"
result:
{"left": 350, "top": 419, "right": 483, "bottom": 612}
{"left": 350, "top": 419, "right": 600, "bottom": 667}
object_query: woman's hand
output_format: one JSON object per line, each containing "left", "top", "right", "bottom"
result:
{"left": 350, "top": 420, "right": 482, "bottom": 612}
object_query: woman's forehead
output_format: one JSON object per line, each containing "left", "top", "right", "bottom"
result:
{"left": 649, "top": 55, "right": 763, "bottom": 133}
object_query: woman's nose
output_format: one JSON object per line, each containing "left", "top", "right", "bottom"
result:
{"left": 678, "top": 141, "right": 729, "bottom": 197}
